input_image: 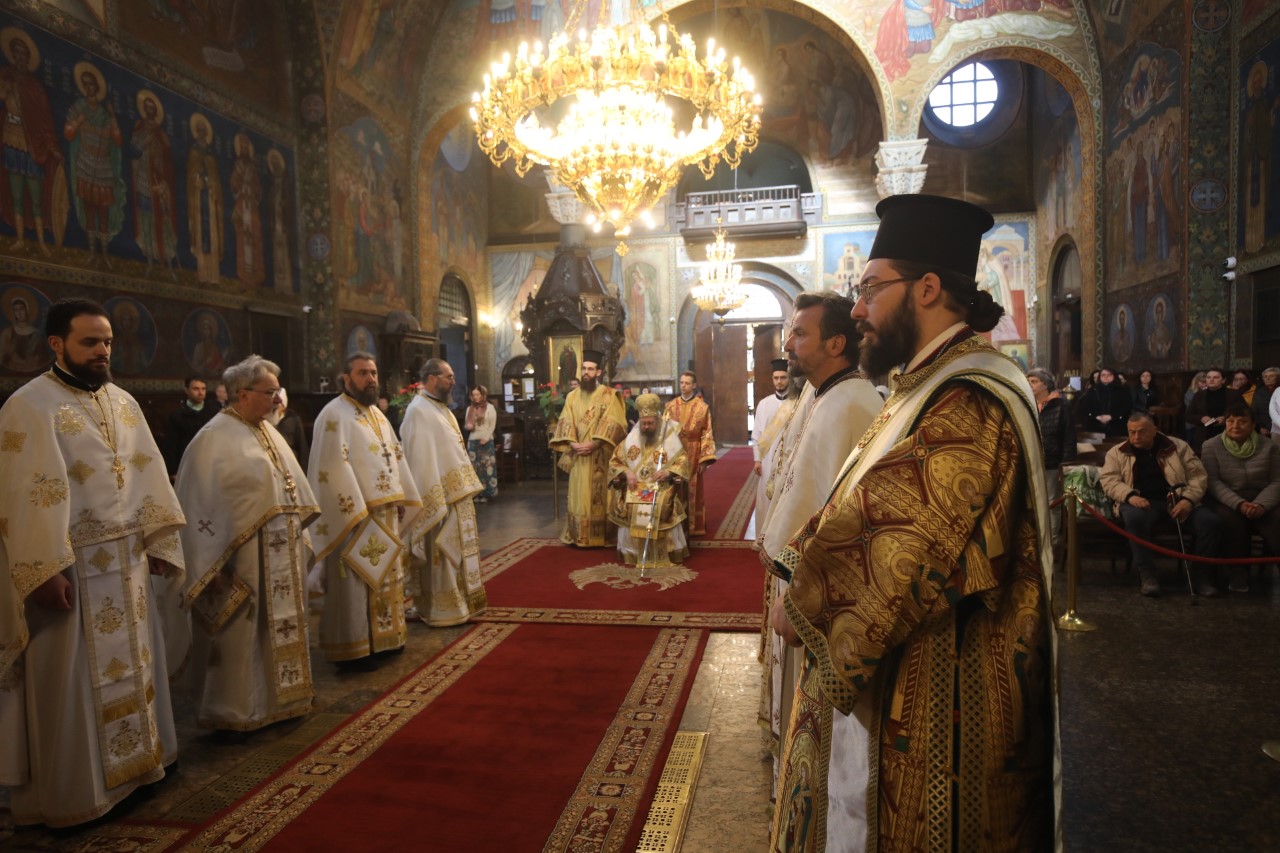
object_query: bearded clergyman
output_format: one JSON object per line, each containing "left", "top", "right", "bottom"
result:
{"left": 399, "top": 358, "right": 488, "bottom": 626}
{"left": 607, "top": 393, "right": 691, "bottom": 567}
{"left": 307, "top": 351, "right": 425, "bottom": 670}
{"left": 769, "top": 194, "right": 1058, "bottom": 851}
{"left": 0, "top": 299, "right": 186, "bottom": 828}
{"left": 550, "top": 349, "right": 627, "bottom": 547}
{"left": 174, "top": 355, "right": 320, "bottom": 732}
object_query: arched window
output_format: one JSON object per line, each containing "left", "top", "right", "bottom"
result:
{"left": 928, "top": 61, "right": 999, "bottom": 128}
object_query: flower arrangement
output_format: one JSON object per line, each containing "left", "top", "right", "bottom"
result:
{"left": 390, "top": 382, "right": 423, "bottom": 413}
{"left": 536, "top": 382, "right": 564, "bottom": 420}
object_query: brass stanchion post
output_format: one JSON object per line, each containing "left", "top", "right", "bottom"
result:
{"left": 1056, "top": 487, "right": 1097, "bottom": 632}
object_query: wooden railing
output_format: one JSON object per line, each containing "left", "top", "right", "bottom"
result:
{"left": 675, "top": 184, "right": 820, "bottom": 234}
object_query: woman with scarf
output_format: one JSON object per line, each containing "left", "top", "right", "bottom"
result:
{"left": 1029, "top": 368, "right": 1077, "bottom": 554}
{"left": 1201, "top": 403, "right": 1280, "bottom": 592}
{"left": 465, "top": 385, "right": 499, "bottom": 502}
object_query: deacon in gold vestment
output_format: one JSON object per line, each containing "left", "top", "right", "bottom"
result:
{"left": 0, "top": 300, "right": 186, "bottom": 828}
{"left": 664, "top": 371, "right": 716, "bottom": 535}
{"left": 175, "top": 356, "right": 320, "bottom": 732}
{"left": 550, "top": 350, "right": 627, "bottom": 547}
{"left": 770, "top": 196, "right": 1058, "bottom": 852}
{"left": 607, "top": 394, "right": 692, "bottom": 566}
{"left": 400, "top": 359, "right": 488, "bottom": 626}
{"left": 308, "top": 352, "right": 425, "bottom": 666}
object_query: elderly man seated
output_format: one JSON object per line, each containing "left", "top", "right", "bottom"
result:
{"left": 1100, "top": 412, "right": 1224, "bottom": 597}
{"left": 1200, "top": 403, "right": 1280, "bottom": 592}
{"left": 608, "top": 393, "right": 691, "bottom": 567}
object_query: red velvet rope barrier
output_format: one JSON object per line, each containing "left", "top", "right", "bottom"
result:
{"left": 1069, "top": 496, "right": 1280, "bottom": 566}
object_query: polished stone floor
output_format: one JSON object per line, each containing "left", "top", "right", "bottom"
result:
{"left": 3, "top": 467, "right": 1279, "bottom": 851}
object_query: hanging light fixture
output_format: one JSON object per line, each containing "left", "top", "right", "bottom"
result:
{"left": 470, "top": 1, "right": 761, "bottom": 254}
{"left": 691, "top": 220, "right": 746, "bottom": 320}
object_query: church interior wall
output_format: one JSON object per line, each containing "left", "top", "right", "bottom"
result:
{"left": 0, "top": 5, "right": 304, "bottom": 396}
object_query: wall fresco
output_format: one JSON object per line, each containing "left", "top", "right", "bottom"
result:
{"left": 422, "top": 122, "right": 488, "bottom": 299}
{"left": 1239, "top": 39, "right": 1280, "bottom": 258}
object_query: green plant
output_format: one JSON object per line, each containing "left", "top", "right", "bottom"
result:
{"left": 390, "top": 382, "right": 423, "bottom": 413}
{"left": 536, "top": 382, "right": 564, "bottom": 420}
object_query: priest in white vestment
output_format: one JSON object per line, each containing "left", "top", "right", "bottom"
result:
{"left": 753, "top": 360, "right": 801, "bottom": 532}
{"left": 0, "top": 300, "right": 186, "bottom": 828}
{"left": 307, "top": 351, "right": 425, "bottom": 667}
{"left": 756, "top": 291, "right": 882, "bottom": 798}
{"left": 400, "top": 358, "right": 488, "bottom": 627}
{"left": 607, "top": 394, "right": 692, "bottom": 566}
{"left": 175, "top": 355, "right": 320, "bottom": 731}
{"left": 751, "top": 358, "right": 792, "bottom": 477}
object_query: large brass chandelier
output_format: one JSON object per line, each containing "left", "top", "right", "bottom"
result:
{"left": 470, "top": 1, "right": 761, "bottom": 252}
{"left": 691, "top": 223, "right": 747, "bottom": 319}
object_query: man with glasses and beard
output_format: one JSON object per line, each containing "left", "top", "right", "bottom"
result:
{"left": 306, "top": 352, "right": 425, "bottom": 671}
{"left": 0, "top": 299, "right": 186, "bottom": 828}
{"left": 550, "top": 350, "right": 627, "bottom": 547}
{"left": 768, "top": 195, "right": 1058, "bottom": 852}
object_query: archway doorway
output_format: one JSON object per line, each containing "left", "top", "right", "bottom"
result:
{"left": 683, "top": 281, "right": 793, "bottom": 445}
{"left": 436, "top": 274, "right": 474, "bottom": 408}
{"left": 1051, "top": 242, "right": 1083, "bottom": 378}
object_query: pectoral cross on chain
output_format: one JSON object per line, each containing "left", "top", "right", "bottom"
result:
{"left": 111, "top": 455, "right": 126, "bottom": 489}
{"left": 380, "top": 443, "right": 393, "bottom": 470}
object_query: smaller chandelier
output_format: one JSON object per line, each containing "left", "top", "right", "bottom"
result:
{"left": 691, "top": 225, "right": 746, "bottom": 319}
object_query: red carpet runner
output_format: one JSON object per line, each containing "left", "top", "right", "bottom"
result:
{"left": 477, "top": 539, "right": 761, "bottom": 630}
{"left": 698, "top": 446, "right": 756, "bottom": 540}
{"left": 177, "top": 624, "right": 707, "bottom": 852}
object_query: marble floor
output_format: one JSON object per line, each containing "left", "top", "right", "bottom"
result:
{"left": 3, "top": 464, "right": 1279, "bottom": 852}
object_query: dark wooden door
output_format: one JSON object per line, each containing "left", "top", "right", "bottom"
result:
{"left": 694, "top": 312, "right": 749, "bottom": 444}
{"left": 753, "top": 323, "right": 783, "bottom": 410}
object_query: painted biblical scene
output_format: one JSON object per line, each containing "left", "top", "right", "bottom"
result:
{"left": 0, "top": 281, "right": 52, "bottom": 374}
{"left": 1104, "top": 278, "right": 1183, "bottom": 370}
{"left": 1085, "top": 0, "right": 1177, "bottom": 63}
{"left": 0, "top": 18, "right": 298, "bottom": 291}
{"left": 977, "top": 219, "right": 1034, "bottom": 345}
{"left": 613, "top": 242, "right": 671, "bottom": 383}
{"left": 182, "top": 306, "right": 233, "bottom": 378}
{"left": 1239, "top": 39, "right": 1280, "bottom": 257}
{"left": 116, "top": 1, "right": 291, "bottom": 115}
{"left": 822, "top": 228, "right": 878, "bottom": 298}
{"left": 346, "top": 322, "right": 379, "bottom": 362}
{"left": 331, "top": 112, "right": 411, "bottom": 314}
{"left": 334, "top": 1, "right": 441, "bottom": 119}
{"left": 104, "top": 295, "right": 157, "bottom": 375}
{"left": 1033, "top": 71, "right": 1084, "bottom": 242}
{"left": 423, "top": 123, "right": 488, "bottom": 292}
{"left": 1104, "top": 40, "right": 1182, "bottom": 290}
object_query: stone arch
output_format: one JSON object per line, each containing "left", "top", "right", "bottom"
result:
{"left": 675, "top": 263, "right": 803, "bottom": 373}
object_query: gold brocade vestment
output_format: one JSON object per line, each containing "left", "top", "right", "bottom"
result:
{"left": 664, "top": 395, "right": 716, "bottom": 535}
{"left": 607, "top": 419, "right": 691, "bottom": 566}
{"left": 550, "top": 385, "right": 627, "bottom": 547}
{"left": 770, "top": 336, "right": 1059, "bottom": 853}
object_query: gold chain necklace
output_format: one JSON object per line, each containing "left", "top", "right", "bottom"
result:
{"left": 344, "top": 395, "right": 394, "bottom": 471}
{"left": 223, "top": 406, "right": 299, "bottom": 502}
{"left": 51, "top": 371, "right": 126, "bottom": 489}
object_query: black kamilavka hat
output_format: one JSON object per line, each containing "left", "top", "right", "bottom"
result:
{"left": 770, "top": 358, "right": 788, "bottom": 371}
{"left": 868, "top": 194, "right": 995, "bottom": 280}
{"left": 581, "top": 349, "right": 604, "bottom": 367}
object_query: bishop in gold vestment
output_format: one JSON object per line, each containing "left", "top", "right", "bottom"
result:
{"left": 549, "top": 351, "right": 627, "bottom": 547}
{"left": 665, "top": 372, "right": 716, "bottom": 535}
{"left": 607, "top": 394, "right": 691, "bottom": 566}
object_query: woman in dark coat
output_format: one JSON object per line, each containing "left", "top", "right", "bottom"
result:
{"left": 1077, "top": 366, "right": 1131, "bottom": 437}
{"left": 1028, "top": 368, "right": 1076, "bottom": 551}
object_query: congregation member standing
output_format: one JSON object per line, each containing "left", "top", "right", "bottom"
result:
{"left": 164, "top": 375, "right": 219, "bottom": 479}
{"left": 607, "top": 393, "right": 691, "bottom": 566}
{"left": 1077, "top": 366, "right": 1131, "bottom": 437}
{"left": 769, "top": 195, "right": 1057, "bottom": 851}
{"left": 756, "top": 290, "right": 881, "bottom": 797}
{"left": 0, "top": 299, "right": 186, "bottom": 828}
{"left": 307, "top": 352, "right": 424, "bottom": 669}
{"left": 266, "top": 387, "right": 308, "bottom": 469}
{"left": 174, "top": 355, "right": 319, "bottom": 732}
{"left": 1187, "top": 368, "right": 1243, "bottom": 451}
{"left": 1028, "top": 367, "right": 1077, "bottom": 555}
{"left": 550, "top": 350, "right": 627, "bottom": 547}
{"left": 463, "top": 384, "right": 498, "bottom": 503}
{"left": 665, "top": 371, "right": 717, "bottom": 535}
{"left": 400, "top": 359, "right": 488, "bottom": 627}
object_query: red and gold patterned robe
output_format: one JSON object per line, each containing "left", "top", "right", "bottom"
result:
{"left": 771, "top": 335, "right": 1058, "bottom": 852}
{"left": 664, "top": 395, "right": 717, "bottom": 535}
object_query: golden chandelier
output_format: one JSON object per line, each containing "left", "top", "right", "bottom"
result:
{"left": 691, "top": 224, "right": 747, "bottom": 318}
{"left": 470, "top": 1, "right": 761, "bottom": 250}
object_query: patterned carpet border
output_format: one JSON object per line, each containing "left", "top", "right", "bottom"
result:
{"left": 710, "top": 466, "right": 757, "bottom": 541}
{"left": 542, "top": 628, "right": 707, "bottom": 853}
{"left": 173, "top": 623, "right": 519, "bottom": 852}
{"left": 0, "top": 823, "right": 187, "bottom": 852}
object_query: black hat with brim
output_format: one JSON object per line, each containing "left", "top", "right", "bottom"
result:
{"left": 868, "top": 194, "right": 995, "bottom": 281}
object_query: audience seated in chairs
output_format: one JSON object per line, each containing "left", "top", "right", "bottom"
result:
{"left": 1099, "top": 411, "right": 1223, "bottom": 598}
{"left": 1077, "top": 366, "right": 1132, "bottom": 438}
{"left": 1186, "top": 367, "right": 1244, "bottom": 452}
{"left": 1253, "top": 366, "right": 1279, "bottom": 439}
{"left": 1200, "top": 403, "right": 1280, "bottom": 592}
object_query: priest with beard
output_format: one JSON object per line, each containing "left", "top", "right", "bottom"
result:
{"left": 307, "top": 352, "right": 425, "bottom": 670}
{"left": 0, "top": 299, "right": 186, "bottom": 828}
{"left": 665, "top": 371, "right": 717, "bottom": 535}
{"left": 607, "top": 393, "right": 692, "bottom": 566}
{"left": 550, "top": 349, "right": 628, "bottom": 547}
{"left": 768, "top": 195, "right": 1058, "bottom": 852}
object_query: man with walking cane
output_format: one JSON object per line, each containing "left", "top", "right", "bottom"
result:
{"left": 1100, "top": 411, "right": 1224, "bottom": 597}
{"left": 608, "top": 394, "right": 690, "bottom": 567}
